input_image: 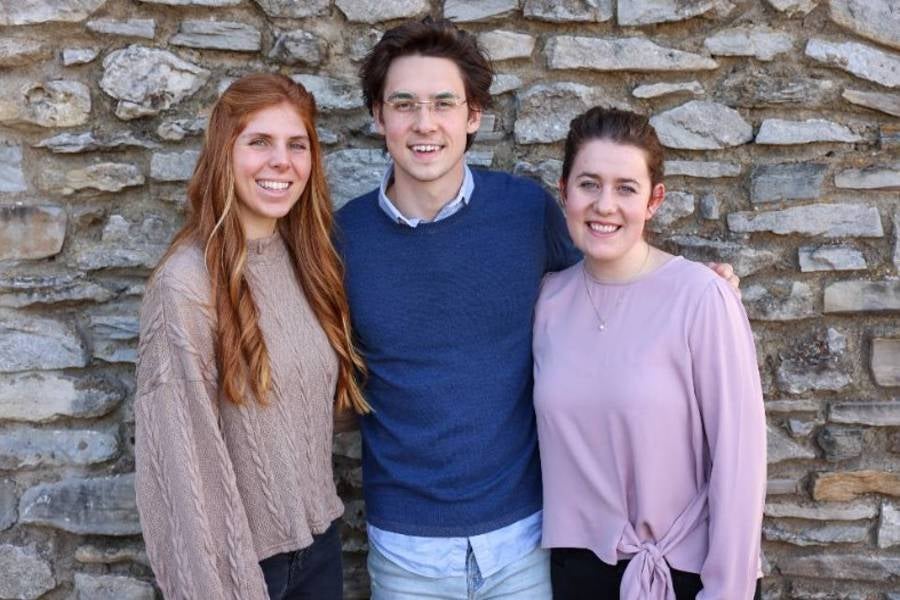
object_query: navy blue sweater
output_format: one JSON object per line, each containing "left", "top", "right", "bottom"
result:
{"left": 335, "top": 169, "right": 579, "bottom": 536}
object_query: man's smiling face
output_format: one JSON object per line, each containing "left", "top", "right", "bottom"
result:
{"left": 374, "top": 54, "right": 481, "bottom": 200}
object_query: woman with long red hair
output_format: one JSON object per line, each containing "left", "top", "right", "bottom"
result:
{"left": 135, "top": 73, "right": 367, "bottom": 600}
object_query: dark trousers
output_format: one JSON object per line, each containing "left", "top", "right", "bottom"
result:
{"left": 551, "top": 548, "right": 762, "bottom": 600}
{"left": 259, "top": 520, "right": 343, "bottom": 600}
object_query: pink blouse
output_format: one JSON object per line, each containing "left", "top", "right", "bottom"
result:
{"left": 534, "top": 257, "right": 766, "bottom": 600}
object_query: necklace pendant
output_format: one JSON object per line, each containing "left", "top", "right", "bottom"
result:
{"left": 598, "top": 320, "right": 606, "bottom": 332}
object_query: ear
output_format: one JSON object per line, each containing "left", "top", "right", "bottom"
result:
{"left": 466, "top": 106, "right": 482, "bottom": 134}
{"left": 373, "top": 104, "right": 385, "bottom": 134}
{"left": 646, "top": 183, "right": 665, "bottom": 218}
{"left": 558, "top": 178, "right": 567, "bottom": 207}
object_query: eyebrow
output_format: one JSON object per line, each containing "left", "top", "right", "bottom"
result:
{"left": 239, "top": 131, "right": 309, "bottom": 141}
{"left": 576, "top": 172, "right": 641, "bottom": 185}
{"left": 385, "top": 91, "right": 460, "bottom": 101}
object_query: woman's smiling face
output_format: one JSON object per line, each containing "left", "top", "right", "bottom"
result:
{"left": 560, "top": 138, "right": 664, "bottom": 275}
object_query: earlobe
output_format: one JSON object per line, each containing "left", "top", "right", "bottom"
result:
{"left": 647, "top": 183, "right": 666, "bottom": 217}
{"left": 558, "top": 179, "right": 567, "bottom": 207}
{"left": 466, "top": 108, "right": 482, "bottom": 134}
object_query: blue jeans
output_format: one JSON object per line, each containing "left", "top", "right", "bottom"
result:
{"left": 368, "top": 541, "right": 551, "bottom": 599}
{"left": 259, "top": 520, "right": 343, "bottom": 600}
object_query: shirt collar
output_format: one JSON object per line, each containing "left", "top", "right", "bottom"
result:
{"left": 377, "top": 162, "right": 474, "bottom": 228}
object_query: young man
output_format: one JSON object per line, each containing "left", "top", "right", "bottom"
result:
{"left": 335, "top": 18, "right": 737, "bottom": 599}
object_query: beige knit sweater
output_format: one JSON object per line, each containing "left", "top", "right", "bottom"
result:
{"left": 134, "top": 234, "right": 343, "bottom": 600}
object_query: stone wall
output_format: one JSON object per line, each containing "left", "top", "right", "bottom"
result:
{"left": 0, "top": 0, "right": 898, "bottom": 598}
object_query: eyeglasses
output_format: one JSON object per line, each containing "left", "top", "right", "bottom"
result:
{"left": 383, "top": 94, "right": 468, "bottom": 115}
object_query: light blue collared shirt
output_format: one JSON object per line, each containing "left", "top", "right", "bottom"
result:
{"left": 368, "top": 161, "right": 543, "bottom": 578}
{"left": 377, "top": 162, "right": 474, "bottom": 227}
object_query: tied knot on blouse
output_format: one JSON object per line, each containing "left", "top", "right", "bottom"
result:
{"left": 617, "top": 483, "right": 711, "bottom": 600}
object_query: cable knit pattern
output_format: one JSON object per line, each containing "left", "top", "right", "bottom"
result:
{"left": 134, "top": 233, "right": 343, "bottom": 600}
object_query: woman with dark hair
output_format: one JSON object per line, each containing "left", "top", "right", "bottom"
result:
{"left": 135, "top": 73, "right": 367, "bottom": 600}
{"left": 533, "top": 107, "right": 765, "bottom": 600}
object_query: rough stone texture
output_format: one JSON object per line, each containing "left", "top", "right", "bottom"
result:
{"left": 0, "top": 0, "right": 106, "bottom": 25}
{"left": 841, "top": 89, "right": 900, "bottom": 118}
{"left": 633, "top": 81, "right": 704, "bottom": 99}
{"left": 150, "top": 150, "right": 199, "bottom": 182}
{"left": 834, "top": 163, "right": 900, "bottom": 190}
{"left": 665, "top": 160, "right": 740, "bottom": 178}
{"left": 817, "top": 426, "right": 864, "bottom": 462}
{"left": 86, "top": 18, "right": 155, "bottom": 39}
{"left": 743, "top": 281, "right": 817, "bottom": 321}
{"left": 763, "top": 521, "right": 869, "bottom": 546}
{"left": 73, "top": 214, "right": 173, "bottom": 271}
{"left": 805, "top": 39, "right": 900, "bottom": 88}
{"left": 19, "top": 474, "right": 139, "bottom": 535}
{"left": 100, "top": 45, "right": 209, "bottom": 120}
{"left": 0, "top": 371, "right": 122, "bottom": 422}
{"left": 777, "top": 358, "right": 851, "bottom": 394}
{"left": 0, "top": 79, "right": 91, "bottom": 128}
{"left": 0, "top": 143, "right": 27, "bottom": 193}
{"left": 829, "top": 0, "right": 900, "bottom": 51}
{"left": 0, "top": 545, "right": 55, "bottom": 600}
{"left": 252, "top": 0, "right": 328, "bottom": 18}
{"left": 728, "top": 204, "right": 883, "bottom": 238}
{"left": 523, "top": 0, "right": 613, "bottom": 22}
{"left": 824, "top": 280, "right": 900, "bottom": 314}
{"left": 704, "top": 26, "right": 794, "bottom": 61}
{"left": 477, "top": 30, "right": 535, "bottom": 61}
{"left": 40, "top": 162, "right": 144, "bottom": 195}
{"left": 4, "top": 3, "right": 900, "bottom": 597}
{"left": 342, "top": 0, "right": 432, "bottom": 23}
{"left": 871, "top": 339, "right": 900, "bottom": 387}
{"left": 750, "top": 163, "right": 828, "bottom": 203}
{"left": 61, "top": 48, "right": 99, "bottom": 66}
{"left": 0, "top": 479, "right": 15, "bottom": 531}
{"left": 73, "top": 573, "right": 154, "bottom": 600}
{"left": 666, "top": 236, "right": 777, "bottom": 277}
{"left": 291, "top": 75, "right": 364, "bottom": 111}
{"left": 269, "top": 30, "right": 326, "bottom": 66}
{"left": 756, "top": 119, "right": 862, "bottom": 145}
{"left": 546, "top": 37, "right": 718, "bottom": 72}
{"left": 879, "top": 502, "right": 900, "bottom": 549}
{"left": 829, "top": 402, "right": 900, "bottom": 427}
{"left": 646, "top": 191, "right": 694, "bottom": 231}
{"left": 0, "top": 428, "right": 118, "bottom": 469}
{"left": 798, "top": 246, "right": 867, "bottom": 272}
{"left": 0, "top": 311, "right": 87, "bottom": 373}
{"left": 75, "top": 543, "right": 149, "bottom": 566}
{"left": 813, "top": 471, "right": 900, "bottom": 502}
{"left": 764, "top": 502, "right": 877, "bottom": 520}
{"left": 768, "top": 424, "right": 817, "bottom": 464}
{"left": 618, "top": 0, "right": 725, "bottom": 25}
{"left": 650, "top": 101, "right": 752, "bottom": 149}
{"left": 0, "top": 204, "right": 67, "bottom": 261}
{"left": 766, "top": 0, "right": 818, "bottom": 14}
{"left": 778, "top": 554, "right": 900, "bottom": 580}
{"left": 325, "top": 149, "right": 390, "bottom": 210}
{"left": 489, "top": 73, "right": 522, "bottom": 95}
{"left": 0, "top": 38, "right": 50, "bottom": 67}
{"left": 170, "top": 21, "right": 261, "bottom": 52}
{"left": 514, "top": 83, "right": 628, "bottom": 144}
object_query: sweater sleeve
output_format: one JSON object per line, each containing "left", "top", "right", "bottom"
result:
{"left": 688, "top": 279, "right": 766, "bottom": 600}
{"left": 134, "top": 274, "right": 270, "bottom": 600}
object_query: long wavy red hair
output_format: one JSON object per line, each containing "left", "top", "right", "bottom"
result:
{"left": 160, "top": 72, "right": 369, "bottom": 414}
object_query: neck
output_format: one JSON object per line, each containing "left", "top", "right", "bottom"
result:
{"left": 387, "top": 163, "right": 465, "bottom": 221}
{"left": 585, "top": 241, "right": 655, "bottom": 282}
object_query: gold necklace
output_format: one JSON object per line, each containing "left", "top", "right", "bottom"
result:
{"left": 582, "top": 245, "right": 652, "bottom": 331}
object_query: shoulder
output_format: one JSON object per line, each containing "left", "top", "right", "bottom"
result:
{"left": 472, "top": 168, "right": 549, "bottom": 203}
{"left": 335, "top": 188, "right": 379, "bottom": 229}
{"left": 661, "top": 258, "right": 744, "bottom": 320}
{"left": 146, "top": 242, "right": 210, "bottom": 307}
{"left": 538, "top": 261, "right": 581, "bottom": 304}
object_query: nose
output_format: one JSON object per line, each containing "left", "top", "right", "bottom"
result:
{"left": 268, "top": 143, "right": 289, "bottom": 168}
{"left": 592, "top": 187, "right": 616, "bottom": 213}
{"left": 411, "top": 104, "right": 437, "bottom": 132}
